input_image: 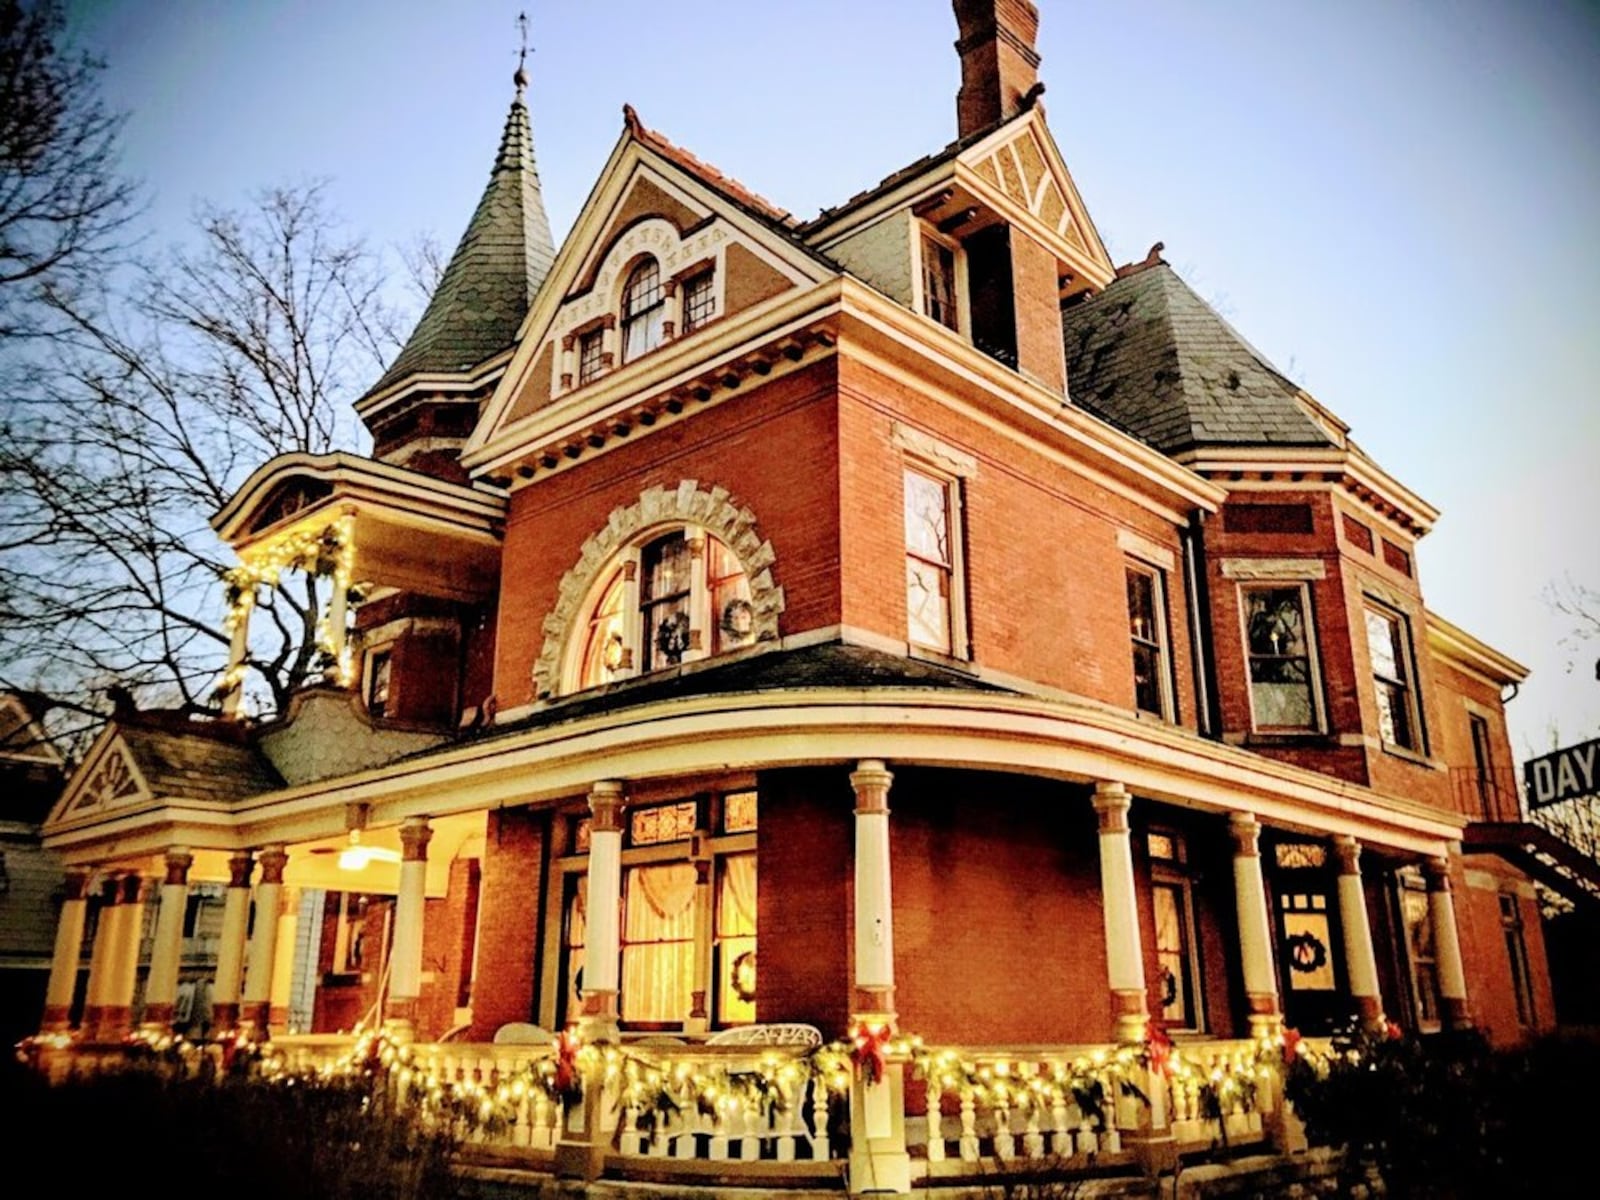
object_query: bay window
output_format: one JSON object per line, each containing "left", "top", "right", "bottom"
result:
{"left": 1241, "top": 583, "right": 1323, "bottom": 731}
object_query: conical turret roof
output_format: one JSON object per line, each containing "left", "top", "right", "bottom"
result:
{"left": 366, "top": 86, "right": 556, "bottom": 399}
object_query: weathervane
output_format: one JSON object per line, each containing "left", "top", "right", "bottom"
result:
{"left": 514, "top": 11, "right": 531, "bottom": 97}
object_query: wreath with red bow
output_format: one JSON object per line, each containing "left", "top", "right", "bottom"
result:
{"left": 553, "top": 1028, "right": 584, "bottom": 1104}
{"left": 850, "top": 1021, "right": 892, "bottom": 1086}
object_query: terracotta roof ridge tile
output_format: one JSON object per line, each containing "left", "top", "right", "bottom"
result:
{"left": 623, "top": 104, "right": 797, "bottom": 228}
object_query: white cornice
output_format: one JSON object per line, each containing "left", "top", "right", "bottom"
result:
{"left": 1426, "top": 610, "right": 1529, "bottom": 687}
{"left": 212, "top": 451, "right": 506, "bottom": 548}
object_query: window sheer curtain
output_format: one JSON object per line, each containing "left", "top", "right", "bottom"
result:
{"left": 621, "top": 863, "right": 696, "bottom": 1023}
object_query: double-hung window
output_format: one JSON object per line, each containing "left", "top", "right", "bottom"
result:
{"left": 1126, "top": 563, "right": 1172, "bottom": 718}
{"left": 621, "top": 258, "right": 666, "bottom": 363}
{"left": 1499, "top": 892, "right": 1537, "bottom": 1026}
{"left": 1148, "top": 830, "right": 1204, "bottom": 1030}
{"left": 577, "top": 328, "right": 605, "bottom": 385}
{"left": 681, "top": 270, "right": 716, "bottom": 334}
{"left": 1364, "top": 602, "right": 1423, "bottom": 752}
{"left": 1240, "top": 583, "right": 1322, "bottom": 731}
{"left": 903, "top": 466, "right": 962, "bottom": 655}
{"left": 920, "top": 232, "right": 960, "bottom": 332}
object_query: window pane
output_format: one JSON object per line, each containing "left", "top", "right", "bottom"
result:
{"left": 707, "top": 536, "right": 753, "bottom": 654}
{"left": 716, "top": 853, "right": 758, "bottom": 1025}
{"left": 578, "top": 570, "right": 628, "bottom": 686}
{"left": 921, "top": 235, "right": 958, "bottom": 331}
{"left": 1127, "top": 570, "right": 1157, "bottom": 642}
{"left": 630, "top": 800, "right": 698, "bottom": 846}
{"left": 1132, "top": 642, "right": 1163, "bottom": 715}
{"left": 906, "top": 558, "right": 951, "bottom": 652}
{"left": 642, "top": 535, "right": 691, "bottom": 601}
{"left": 723, "top": 790, "right": 758, "bottom": 833}
{"left": 367, "top": 650, "right": 391, "bottom": 717}
{"left": 562, "top": 874, "right": 587, "bottom": 1023}
{"left": 1246, "top": 588, "right": 1307, "bottom": 657}
{"left": 1365, "top": 609, "right": 1401, "bottom": 680}
{"left": 903, "top": 470, "right": 950, "bottom": 564}
{"left": 622, "top": 260, "right": 665, "bottom": 363}
{"left": 1153, "top": 882, "right": 1193, "bottom": 1026}
{"left": 621, "top": 863, "right": 696, "bottom": 1024}
{"left": 683, "top": 271, "right": 715, "bottom": 333}
{"left": 1250, "top": 658, "right": 1313, "bottom": 727}
{"left": 578, "top": 330, "right": 605, "bottom": 384}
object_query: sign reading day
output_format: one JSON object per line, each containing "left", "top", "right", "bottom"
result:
{"left": 1524, "top": 737, "right": 1600, "bottom": 811}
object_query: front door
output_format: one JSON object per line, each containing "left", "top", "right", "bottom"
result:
{"left": 1266, "top": 840, "right": 1348, "bottom": 1035}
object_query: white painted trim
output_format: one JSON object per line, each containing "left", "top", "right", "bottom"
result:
{"left": 1117, "top": 530, "right": 1176, "bottom": 572}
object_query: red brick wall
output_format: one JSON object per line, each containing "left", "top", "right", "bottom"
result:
{"left": 888, "top": 769, "right": 1112, "bottom": 1044}
{"left": 468, "top": 807, "right": 548, "bottom": 1040}
{"left": 1010, "top": 230, "right": 1067, "bottom": 395}
{"left": 494, "top": 361, "right": 842, "bottom": 708}
{"left": 1454, "top": 856, "right": 1556, "bottom": 1047}
{"left": 757, "top": 768, "right": 853, "bottom": 1037}
{"left": 420, "top": 856, "right": 480, "bottom": 1040}
{"left": 837, "top": 357, "right": 1199, "bottom": 723}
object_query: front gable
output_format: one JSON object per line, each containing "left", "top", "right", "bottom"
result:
{"left": 47, "top": 726, "right": 153, "bottom": 826}
{"left": 955, "top": 112, "right": 1114, "bottom": 291}
{"left": 466, "top": 125, "right": 836, "bottom": 465}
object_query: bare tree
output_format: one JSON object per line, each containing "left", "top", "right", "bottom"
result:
{"left": 0, "top": 183, "right": 402, "bottom": 743}
{"left": 0, "top": 0, "right": 139, "bottom": 341}
{"left": 1545, "top": 575, "right": 1600, "bottom": 684}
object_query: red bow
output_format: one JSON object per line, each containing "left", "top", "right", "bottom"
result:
{"left": 850, "top": 1021, "right": 891, "bottom": 1087}
{"left": 1282, "top": 1026, "right": 1302, "bottom": 1065}
{"left": 553, "top": 1028, "right": 583, "bottom": 1099}
{"left": 1385, "top": 1021, "right": 1403, "bottom": 1041}
{"left": 1146, "top": 1022, "right": 1174, "bottom": 1078}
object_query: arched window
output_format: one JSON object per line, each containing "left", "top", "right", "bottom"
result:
{"left": 569, "top": 527, "right": 754, "bottom": 691}
{"left": 621, "top": 258, "right": 665, "bottom": 363}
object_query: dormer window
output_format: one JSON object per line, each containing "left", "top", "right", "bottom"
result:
{"left": 621, "top": 258, "right": 666, "bottom": 363}
{"left": 681, "top": 269, "right": 716, "bottom": 334}
{"left": 920, "top": 232, "right": 960, "bottom": 332}
{"left": 577, "top": 328, "right": 605, "bottom": 385}
{"left": 567, "top": 526, "right": 755, "bottom": 692}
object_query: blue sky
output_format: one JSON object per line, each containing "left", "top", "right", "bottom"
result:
{"left": 64, "top": 0, "right": 1600, "bottom": 756}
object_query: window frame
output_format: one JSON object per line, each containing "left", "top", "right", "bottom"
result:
{"left": 680, "top": 267, "right": 716, "bottom": 335}
{"left": 562, "top": 525, "right": 756, "bottom": 694}
{"left": 1125, "top": 560, "right": 1174, "bottom": 720}
{"left": 1395, "top": 866, "right": 1442, "bottom": 1033}
{"left": 1498, "top": 891, "right": 1537, "bottom": 1027}
{"left": 902, "top": 462, "right": 968, "bottom": 659}
{"left": 577, "top": 327, "right": 605, "bottom": 385}
{"left": 1146, "top": 827, "right": 1206, "bottom": 1032}
{"left": 547, "top": 787, "right": 759, "bottom": 1033}
{"left": 363, "top": 644, "right": 395, "bottom": 720}
{"left": 1237, "top": 581, "right": 1326, "bottom": 734}
{"left": 620, "top": 257, "right": 667, "bottom": 364}
{"left": 1363, "top": 600, "right": 1426, "bottom": 754}
{"left": 913, "top": 223, "right": 969, "bottom": 336}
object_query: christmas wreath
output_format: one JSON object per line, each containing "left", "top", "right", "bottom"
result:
{"left": 1286, "top": 930, "right": 1328, "bottom": 974}
{"left": 731, "top": 950, "right": 757, "bottom": 1003}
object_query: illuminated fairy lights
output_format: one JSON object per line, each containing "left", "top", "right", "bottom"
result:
{"left": 214, "top": 513, "right": 358, "bottom": 701}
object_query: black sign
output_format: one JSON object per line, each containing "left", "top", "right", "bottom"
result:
{"left": 1524, "top": 737, "right": 1600, "bottom": 811}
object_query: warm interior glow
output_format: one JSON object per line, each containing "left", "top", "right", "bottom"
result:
{"left": 338, "top": 830, "right": 400, "bottom": 872}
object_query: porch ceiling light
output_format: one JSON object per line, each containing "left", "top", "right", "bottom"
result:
{"left": 337, "top": 830, "right": 401, "bottom": 872}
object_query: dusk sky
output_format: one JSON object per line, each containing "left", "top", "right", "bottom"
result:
{"left": 63, "top": 0, "right": 1600, "bottom": 758}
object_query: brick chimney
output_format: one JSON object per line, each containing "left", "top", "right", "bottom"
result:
{"left": 953, "top": 0, "right": 1042, "bottom": 138}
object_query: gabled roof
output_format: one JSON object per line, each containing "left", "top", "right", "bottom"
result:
{"left": 1063, "top": 254, "right": 1334, "bottom": 455}
{"left": 365, "top": 84, "right": 557, "bottom": 401}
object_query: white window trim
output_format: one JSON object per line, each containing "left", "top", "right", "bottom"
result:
{"left": 1125, "top": 558, "right": 1174, "bottom": 721}
{"left": 1237, "top": 580, "right": 1328, "bottom": 735}
{"left": 1363, "top": 597, "right": 1427, "bottom": 755}
{"left": 362, "top": 640, "right": 397, "bottom": 718}
{"left": 910, "top": 220, "right": 971, "bottom": 339}
{"left": 903, "top": 461, "right": 970, "bottom": 661}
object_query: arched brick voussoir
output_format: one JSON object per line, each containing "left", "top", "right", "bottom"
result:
{"left": 532, "top": 481, "right": 786, "bottom": 697}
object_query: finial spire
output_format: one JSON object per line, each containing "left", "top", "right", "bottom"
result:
{"left": 514, "top": 11, "right": 530, "bottom": 98}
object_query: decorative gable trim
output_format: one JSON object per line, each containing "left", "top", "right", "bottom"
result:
{"left": 533, "top": 481, "right": 785, "bottom": 699}
{"left": 48, "top": 727, "right": 153, "bottom": 826}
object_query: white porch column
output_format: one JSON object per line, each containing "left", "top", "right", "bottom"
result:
{"left": 1332, "top": 836, "right": 1385, "bottom": 1027}
{"left": 850, "top": 760, "right": 898, "bottom": 1019}
{"left": 41, "top": 867, "right": 93, "bottom": 1032}
{"left": 241, "top": 845, "right": 288, "bottom": 1035}
{"left": 1425, "top": 854, "right": 1472, "bottom": 1029}
{"left": 221, "top": 590, "right": 254, "bottom": 717}
{"left": 580, "top": 782, "right": 626, "bottom": 1037}
{"left": 385, "top": 818, "right": 433, "bottom": 1039}
{"left": 1228, "top": 812, "right": 1282, "bottom": 1038}
{"left": 142, "top": 848, "right": 192, "bottom": 1030}
{"left": 1093, "top": 782, "right": 1148, "bottom": 1043}
{"left": 211, "top": 850, "right": 255, "bottom": 1032}
{"left": 81, "top": 875, "right": 122, "bottom": 1039}
{"left": 269, "top": 887, "right": 301, "bottom": 1032}
{"left": 104, "top": 873, "right": 151, "bottom": 1039}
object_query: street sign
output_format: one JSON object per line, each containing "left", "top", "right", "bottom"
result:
{"left": 1524, "top": 737, "right": 1600, "bottom": 811}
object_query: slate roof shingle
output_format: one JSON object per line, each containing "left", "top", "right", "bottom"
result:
{"left": 120, "top": 723, "right": 282, "bottom": 805}
{"left": 366, "top": 91, "right": 556, "bottom": 398}
{"left": 1062, "top": 259, "right": 1335, "bottom": 455}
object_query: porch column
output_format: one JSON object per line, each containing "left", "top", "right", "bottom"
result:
{"left": 269, "top": 887, "right": 301, "bottom": 1032}
{"left": 82, "top": 874, "right": 122, "bottom": 1038}
{"left": 849, "top": 759, "right": 911, "bottom": 1194}
{"left": 386, "top": 818, "right": 433, "bottom": 1038}
{"left": 851, "top": 760, "right": 898, "bottom": 1019}
{"left": 1228, "top": 812, "right": 1282, "bottom": 1038}
{"left": 1424, "top": 854, "right": 1472, "bottom": 1029}
{"left": 1093, "top": 782, "right": 1148, "bottom": 1043}
{"left": 42, "top": 867, "right": 93, "bottom": 1032}
{"left": 580, "top": 782, "right": 625, "bottom": 1038}
{"left": 211, "top": 850, "right": 255, "bottom": 1032}
{"left": 103, "top": 873, "right": 151, "bottom": 1039}
{"left": 142, "top": 848, "right": 192, "bottom": 1030}
{"left": 221, "top": 589, "right": 254, "bottom": 717}
{"left": 241, "top": 845, "right": 288, "bottom": 1035}
{"left": 1332, "top": 836, "right": 1384, "bottom": 1027}
{"left": 686, "top": 827, "right": 713, "bottom": 1036}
